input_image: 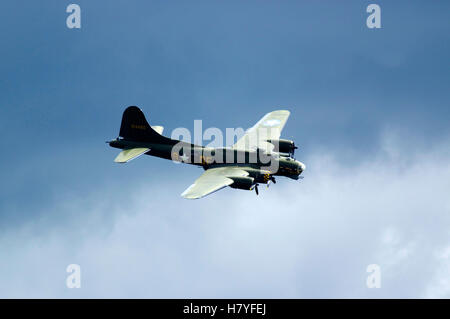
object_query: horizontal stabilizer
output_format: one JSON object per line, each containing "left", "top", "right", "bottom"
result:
{"left": 151, "top": 125, "right": 164, "bottom": 135}
{"left": 114, "top": 148, "right": 150, "bottom": 163}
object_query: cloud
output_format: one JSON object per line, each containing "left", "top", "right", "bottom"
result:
{"left": 423, "top": 246, "right": 450, "bottom": 298}
{"left": 0, "top": 132, "right": 449, "bottom": 298}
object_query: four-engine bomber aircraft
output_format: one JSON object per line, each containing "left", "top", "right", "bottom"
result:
{"left": 108, "top": 106, "right": 305, "bottom": 199}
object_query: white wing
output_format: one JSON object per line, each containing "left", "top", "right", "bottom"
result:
{"left": 232, "top": 110, "right": 290, "bottom": 152}
{"left": 181, "top": 167, "right": 249, "bottom": 199}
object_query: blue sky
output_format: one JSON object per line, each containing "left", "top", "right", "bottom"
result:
{"left": 0, "top": 1, "right": 449, "bottom": 297}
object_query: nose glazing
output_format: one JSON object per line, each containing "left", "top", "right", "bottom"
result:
{"left": 296, "top": 161, "right": 306, "bottom": 174}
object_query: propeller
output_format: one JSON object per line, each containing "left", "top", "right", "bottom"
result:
{"left": 292, "top": 147, "right": 298, "bottom": 158}
{"left": 250, "top": 183, "right": 260, "bottom": 195}
{"left": 267, "top": 176, "right": 276, "bottom": 188}
{"left": 291, "top": 141, "right": 299, "bottom": 158}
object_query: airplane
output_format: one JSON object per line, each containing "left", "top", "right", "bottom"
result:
{"left": 108, "top": 106, "right": 306, "bottom": 199}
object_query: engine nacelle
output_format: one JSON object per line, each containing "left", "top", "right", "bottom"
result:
{"left": 268, "top": 139, "right": 297, "bottom": 155}
{"left": 229, "top": 176, "right": 255, "bottom": 190}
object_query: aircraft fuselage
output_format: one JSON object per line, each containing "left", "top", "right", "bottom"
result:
{"left": 109, "top": 138, "right": 305, "bottom": 181}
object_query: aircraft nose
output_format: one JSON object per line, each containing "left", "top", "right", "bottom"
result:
{"left": 297, "top": 161, "right": 306, "bottom": 173}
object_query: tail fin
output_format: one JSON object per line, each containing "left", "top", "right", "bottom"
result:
{"left": 119, "top": 106, "right": 165, "bottom": 142}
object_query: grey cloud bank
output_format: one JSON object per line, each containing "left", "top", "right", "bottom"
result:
{"left": 0, "top": 132, "right": 449, "bottom": 298}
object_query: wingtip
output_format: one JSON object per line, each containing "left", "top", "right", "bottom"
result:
{"left": 181, "top": 195, "right": 199, "bottom": 200}
{"left": 181, "top": 184, "right": 200, "bottom": 199}
{"left": 181, "top": 193, "right": 200, "bottom": 200}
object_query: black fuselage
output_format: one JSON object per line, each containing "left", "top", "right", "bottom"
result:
{"left": 109, "top": 138, "right": 303, "bottom": 180}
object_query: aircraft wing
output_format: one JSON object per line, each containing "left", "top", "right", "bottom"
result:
{"left": 181, "top": 167, "right": 249, "bottom": 199}
{"left": 114, "top": 148, "right": 150, "bottom": 163}
{"left": 232, "top": 110, "right": 290, "bottom": 152}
